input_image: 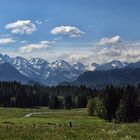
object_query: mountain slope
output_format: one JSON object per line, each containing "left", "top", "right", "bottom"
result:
{"left": 28, "top": 58, "right": 49, "bottom": 73}
{"left": 96, "top": 60, "right": 128, "bottom": 71}
{"left": 72, "top": 61, "right": 86, "bottom": 71}
{"left": 127, "top": 61, "right": 140, "bottom": 68}
{"left": 74, "top": 68, "right": 140, "bottom": 87}
{"left": 0, "top": 62, "right": 30, "bottom": 83}
{"left": 45, "top": 60, "right": 82, "bottom": 85}
{"left": 0, "top": 54, "right": 11, "bottom": 64}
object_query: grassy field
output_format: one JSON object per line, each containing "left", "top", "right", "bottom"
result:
{"left": 0, "top": 107, "right": 139, "bottom": 140}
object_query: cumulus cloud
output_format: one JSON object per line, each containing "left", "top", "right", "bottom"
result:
{"left": 50, "top": 26, "right": 85, "bottom": 37}
{"left": 0, "top": 37, "right": 15, "bottom": 45}
{"left": 19, "top": 40, "right": 51, "bottom": 53}
{"left": 98, "top": 35, "right": 122, "bottom": 46}
{"left": 5, "top": 20, "right": 37, "bottom": 35}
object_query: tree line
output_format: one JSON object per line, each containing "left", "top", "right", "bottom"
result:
{"left": 0, "top": 81, "right": 95, "bottom": 108}
{"left": 0, "top": 81, "right": 139, "bottom": 122}
{"left": 87, "top": 85, "right": 140, "bottom": 122}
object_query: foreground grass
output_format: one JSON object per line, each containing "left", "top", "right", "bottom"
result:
{"left": 0, "top": 107, "right": 139, "bottom": 140}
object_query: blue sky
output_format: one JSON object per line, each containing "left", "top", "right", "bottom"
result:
{"left": 0, "top": 0, "right": 140, "bottom": 64}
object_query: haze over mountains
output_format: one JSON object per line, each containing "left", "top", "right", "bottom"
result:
{"left": 0, "top": 53, "right": 140, "bottom": 86}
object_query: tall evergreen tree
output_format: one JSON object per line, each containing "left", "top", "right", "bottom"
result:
{"left": 48, "top": 95, "right": 59, "bottom": 109}
{"left": 64, "top": 95, "right": 72, "bottom": 109}
{"left": 116, "top": 86, "right": 140, "bottom": 122}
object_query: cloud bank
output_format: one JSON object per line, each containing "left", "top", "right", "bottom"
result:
{"left": 19, "top": 40, "right": 51, "bottom": 53}
{"left": 59, "top": 36, "right": 140, "bottom": 64}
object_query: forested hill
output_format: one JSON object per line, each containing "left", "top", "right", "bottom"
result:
{"left": 74, "top": 68, "right": 140, "bottom": 87}
{"left": 0, "top": 81, "right": 139, "bottom": 122}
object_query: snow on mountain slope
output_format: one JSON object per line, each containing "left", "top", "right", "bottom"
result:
{"left": 96, "top": 60, "right": 127, "bottom": 71}
{"left": 0, "top": 53, "right": 11, "bottom": 64}
{"left": 45, "top": 60, "right": 82, "bottom": 85}
{"left": 0, "top": 53, "right": 138, "bottom": 85}
{"left": 49, "top": 60, "right": 74, "bottom": 71}
{"left": 11, "top": 57, "right": 40, "bottom": 79}
{"left": 72, "top": 61, "right": 86, "bottom": 71}
{"left": 28, "top": 58, "right": 49, "bottom": 73}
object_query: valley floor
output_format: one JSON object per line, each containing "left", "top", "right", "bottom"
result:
{"left": 0, "top": 107, "right": 139, "bottom": 140}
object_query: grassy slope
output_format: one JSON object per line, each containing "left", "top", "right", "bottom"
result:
{"left": 0, "top": 107, "right": 139, "bottom": 140}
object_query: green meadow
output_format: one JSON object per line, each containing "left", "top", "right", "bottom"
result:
{"left": 0, "top": 107, "right": 139, "bottom": 140}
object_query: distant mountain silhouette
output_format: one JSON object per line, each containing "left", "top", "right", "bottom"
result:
{"left": 74, "top": 68, "right": 140, "bottom": 87}
{"left": 0, "top": 62, "right": 31, "bottom": 83}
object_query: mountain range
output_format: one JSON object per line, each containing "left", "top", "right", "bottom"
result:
{"left": 0, "top": 53, "right": 140, "bottom": 85}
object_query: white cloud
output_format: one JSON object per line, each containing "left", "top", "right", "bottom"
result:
{"left": 98, "top": 35, "right": 122, "bottom": 46}
{"left": 5, "top": 20, "right": 37, "bottom": 35}
{"left": 0, "top": 37, "right": 15, "bottom": 45}
{"left": 50, "top": 26, "right": 85, "bottom": 37}
{"left": 19, "top": 40, "right": 51, "bottom": 53}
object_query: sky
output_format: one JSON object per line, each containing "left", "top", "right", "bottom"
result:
{"left": 0, "top": 0, "right": 140, "bottom": 64}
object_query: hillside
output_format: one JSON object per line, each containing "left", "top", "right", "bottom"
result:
{"left": 74, "top": 68, "right": 140, "bottom": 87}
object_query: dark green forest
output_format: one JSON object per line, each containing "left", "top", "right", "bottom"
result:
{"left": 0, "top": 81, "right": 140, "bottom": 122}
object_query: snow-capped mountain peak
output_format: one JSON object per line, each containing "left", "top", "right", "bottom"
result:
{"left": 12, "top": 56, "right": 28, "bottom": 66}
{"left": 29, "top": 58, "right": 49, "bottom": 65}
{"left": 110, "top": 60, "right": 124, "bottom": 68}
{"left": 72, "top": 61, "right": 86, "bottom": 71}
{"left": 11, "top": 56, "right": 40, "bottom": 78}
{"left": 96, "top": 60, "right": 127, "bottom": 71}
{"left": 0, "top": 53, "right": 11, "bottom": 64}
{"left": 28, "top": 58, "right": 50, "bottom": 76}
{"left": 49, "top": 60, "right": 74, "bottom": 71}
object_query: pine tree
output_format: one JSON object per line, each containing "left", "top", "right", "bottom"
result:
{"left": 116, "top": 86, "right": 140, "bottom": 122}
{"left": 48, "top": 95, "right": 59, "bottom": 109}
